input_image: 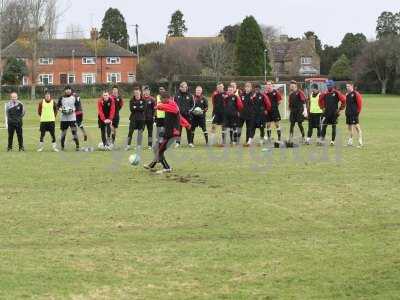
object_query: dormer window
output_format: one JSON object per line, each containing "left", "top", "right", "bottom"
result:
{"left": 106, "top": 57, "right": 121, "bottom": 64}
{"left": 39, "top": 58, "right": 54, "bottom": 65}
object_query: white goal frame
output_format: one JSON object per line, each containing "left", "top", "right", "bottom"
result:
{"left": 273, "top": 83, "right": 288, "bottom": 120}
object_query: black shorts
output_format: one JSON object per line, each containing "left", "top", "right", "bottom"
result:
{"left": 254, "top": 115, "right": 267, "bottom": 128}
{"left": 98, "top": 120, "right": 113, "bottom": 129}
{"left": 290, "top": 111, "right": 304, "bottom": 123}
{"left": 112, "top": 115, "right": 120, "bottom": 128}
{"left": 346, "top": 114, "right": 359, "bottom": 125}
{"left": 129, "top": 120, "right": 145, "bottom": 131}
{"left": 212, "top": 112, "right": 224, "bottom": 125}
{"left": 156, "top": 118, "right": 165, "bottom": 127}
{"left": 224, "top": 115, "right": 239, "bottom": 128}
{"left": 76, "top": 115, "right": 84, "bottom": 128}
{"left": 40, "top": 122, "right": 55, "bottom": 132}
{"left": 60, "top": 121, "right": 77, "bottom": 131}
{"left": 267, "top": 107, "right": 281, "bottom": 123}
{"left": 192, "top": 116, "right": 206, "bottom": 129}
{"left": 309, "top": 113, "right": 322, "bottom": 129}
{"left": 322, "top": 113, "right": 338, "bottom": 125}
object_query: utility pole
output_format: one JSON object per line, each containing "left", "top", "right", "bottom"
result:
{"left": 129, "top": 24, "right": 140, "bottom": 64}
{"left": 135, "top": 24, "right": 140, "bottom": 64}
{"left": 264, "top": 49, "right": 268, "bottom": 83}
{"left": 72, "top": 49, "right": 75, "bottom": 83}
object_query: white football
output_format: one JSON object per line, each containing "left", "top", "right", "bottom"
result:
{"left": 129, "top": 154, "right": 141, "bottom": 166}
{"left": 193, "top": 107, "right": 203, "bottom": 116}
{"left": 98, "top": 142, "right": 105, "bottom": 150}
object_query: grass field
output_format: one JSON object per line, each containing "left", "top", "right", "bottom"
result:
{"left": 0, "top": 94, "right": 399, "bottom": 300}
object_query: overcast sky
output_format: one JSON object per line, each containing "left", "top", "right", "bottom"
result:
{"left": 57, "top": 0, "right": 399, "bottom": 46}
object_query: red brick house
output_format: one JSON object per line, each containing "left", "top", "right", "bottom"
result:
{"left": 1, "top": 29, "right": 137, "bottom": 86}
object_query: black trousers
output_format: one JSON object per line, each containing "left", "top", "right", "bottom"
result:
{"left": 145, "top": 120, "right": 154, "bottom": 146}
{"left": 8, "top": 123, "right": 23, "bottom": 149}
{"left": 177, "top": 126, "right": 193, "bottom": 144}
{"left": 100, "top": 124, "right": 112, "bottom": 146}
{"left": 245, "top": 119, "right": 255, "bottom": 142}
{"left": 149, "top": 137, "right": 174, "bottom": 169}
{"left": 321, "top": 124, "right": 337, "bottom": 141}
{"left": 290, "top": 122, "right": 305, "bottom": 137}
{"left": 40, "top": 129, "right": 56, "bottom": 143}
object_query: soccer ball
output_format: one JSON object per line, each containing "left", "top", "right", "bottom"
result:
{"left": 129, "top": 154, "right": 141, "bottom": 166}
{"left": 192, "top": 107, "right": 203, "bottom": 116}
{"left": 98, "top": 142, "right": 105, "bottom": 150}
{"left": 82, "top": 146, "right": 94, "bottom": 152}
{"left": 62, "top": 106, "right": 73, "bottom": 115}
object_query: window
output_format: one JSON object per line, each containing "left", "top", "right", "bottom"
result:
{"left": 107, "top": 72, "right": 121, "bottom": 83}
{"left": 68, "top": 74, "right": 76, "bottom": 84}
{"left": 82, "top": 73, "right": 96, "bottom": 85}
{"left": 22, "top": 76, "right": 29, "bottom": 86}
{"left": 38, "top": 74, "right": 54, "bottom": 85}
{"left": 106, "top": 57, "right": 121, "bottom": 64}
{"left": 82, "top": 57, "right": 96, "bottom": 64}
{"left": 301, "top": 56, "right": 312, "bottom": 65}
{"left": 39, "top": 58, "right": 54, "bottom": 65}
{"left": 128, "top": 73, "right": 136, "bottom": 83}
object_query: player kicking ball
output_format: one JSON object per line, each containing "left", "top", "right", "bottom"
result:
{"left": 345, "top": 83, "right": 363, "bottom": 148}
{"left": 144, "top": 92, "right": 191, "bottom": 174}
{"left": 37, "top": 91, "right": 59, "bottom": 152}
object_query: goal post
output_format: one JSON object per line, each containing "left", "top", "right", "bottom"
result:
{"left": 261, "top": 83, "right": 289, "bottom": 120}
{"left": 273, "top": 83, "right": 288, "bottom": 120}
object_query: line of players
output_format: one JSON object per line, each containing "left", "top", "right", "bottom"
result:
{"left": 4, "top": 80, "right": 363, "bottom": 152}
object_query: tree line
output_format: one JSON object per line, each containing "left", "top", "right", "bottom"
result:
{"left": 100, "top": 8, "right": 400, "bottom": 94}
{"left": 1, "top": 4, "right": 400, "bottom": 94}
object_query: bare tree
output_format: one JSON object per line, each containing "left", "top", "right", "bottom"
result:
{"left": 42, "top": 0, "right": 58, "bottom": 39}
{"left": 26, "top": 0, "right": 52, "bottom": 99}
{"left": 65, "top": 23, "right": 85, "bottom": 39}
{"left": 260, "top": 24, "right": 281, "bottom": 45}
{"left": 138, "top": 44, "right": 201, "bottom": 92}
{"left": 0, "top": 0, "right": 30, "bottom": 48}
{"left": 198, "top": 42, "right": 234, "bottom": 81}
{"left": 354, "top": 35, "right": 400, "bottom": 94}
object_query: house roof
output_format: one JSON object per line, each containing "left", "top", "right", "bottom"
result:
{"left": 270, "top": 40, "right": 305, "bottom": 62}
{"left": 165, "top": 36, "right": 224, "bottom": 51}
{"left": 2, "top": 38, "right": 136, "bottom": 58}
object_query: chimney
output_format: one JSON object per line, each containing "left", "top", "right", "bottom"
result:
{"left": 279, "top": 35, "right": 289, "bottom": 43}
{"left": 305, "top": 34, "right": 316, "bottom": 49}
{"left": 90, "top": 28, "right": 99, "bottom": 41}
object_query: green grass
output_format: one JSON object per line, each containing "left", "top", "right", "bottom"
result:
{"left": 0, "top": 95, "right": 399, "bottom": 299}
